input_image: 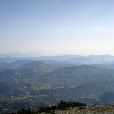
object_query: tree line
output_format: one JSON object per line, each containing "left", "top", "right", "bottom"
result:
{"left": 2, "top": 100, "right": 86, "bottom": 114}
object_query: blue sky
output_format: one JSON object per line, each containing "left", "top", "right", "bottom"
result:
{"left": 0, "top": 0, "right": 114, "bottom": 55}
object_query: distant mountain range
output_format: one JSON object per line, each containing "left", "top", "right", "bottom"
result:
{"left": 1, "top": 55, "right": 114, "bottom": 112}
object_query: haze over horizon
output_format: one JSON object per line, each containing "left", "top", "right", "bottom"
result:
{"left": 1, "top": 0, "right": 114, "bottom": 55}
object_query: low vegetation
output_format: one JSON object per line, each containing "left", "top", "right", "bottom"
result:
{"left": 2, "top": 101, "right": 114, "bottom": 114}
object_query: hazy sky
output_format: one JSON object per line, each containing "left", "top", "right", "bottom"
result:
{"left": 0, "top": 0, "right": 114, "bottom": 55}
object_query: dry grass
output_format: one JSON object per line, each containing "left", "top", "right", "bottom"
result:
{"left": 39, "top": 104, "right": 114, "bottom": 114}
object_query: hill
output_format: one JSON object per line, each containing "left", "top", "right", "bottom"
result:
{"left": 1, "top": 56, "right": 114, "bottom": 111}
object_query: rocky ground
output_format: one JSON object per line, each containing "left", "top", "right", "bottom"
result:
{"left": 38, "top": 104, "right": 114, "bottom": 114}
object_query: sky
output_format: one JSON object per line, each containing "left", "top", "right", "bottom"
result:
{"left": 0, "top": 0, "right": 114, "bottom": 55}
